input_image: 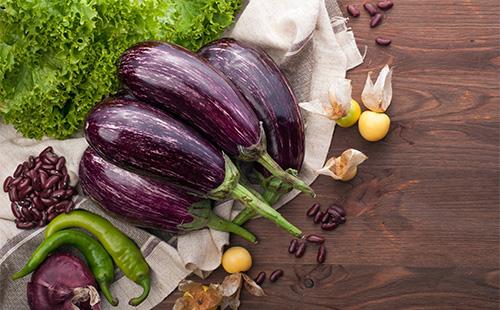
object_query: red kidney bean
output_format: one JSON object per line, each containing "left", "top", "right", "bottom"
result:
{"left": 313, "top": 211, "right": 324, "bottom": 224}
{"left": 33, "top": 197, "right": 44, "bottom": 210}
{"left": 3, "top": 176, "right": 13, "bottom": 192}
{"left": 31, "top": 208, "right": 42, "bottom": 220}
{"left": 26, "top": 169, "right": 37, "bottom": 180}
{"left": 364, "top": 2, "right": 378, "bottom": 16}
{"left": 18, "top": 186, "right": 33, "bottom": 200}
{"left": 47, "top": 212, "right": 59, "bottom": 222}
{"left": 46, "top": 205, "right": 56, "bottom": 215}
{"left": 377, "top": 0, "right": 393, "bottom": 10}
{"left": 254, "top": 272, "right": 266, "bottom": 285}
{"left": 63, "top": 174, "right": 70, "bottom": 187}
{"left": 41, "top": 156, "right": 54, "bottom": 165}
{"left": 376, "top": 37, "right": 392, "bottom": 46}
{"left": 41, "top": 164, "right": 55, "bottom": 171}
{"left": 13, "top": 164, "right": 24, "bottom": 178}
{"left": 11, "top": 203, "right": 22, "bottom": 219}
{"left": 16, "top": 221, "right": 36, "bottom": 230}
{"left": 306, "top": 203, "right": 321, "bottom": 217}
{"left": 40, "top": 146, "right": 53, "bottom": 158}
{"left": 317, "top": 245, "right": 326, "bottom": 264}
{"left": 33, "top": 161, "right": 43, "bottom": 171}
{"left": 45, "top": 152, "right": 59, "bottom": 164}
{"left": 51, "top": 189, "right": 66, "bottom": 199}
{"left": 28, "top": 156, "right": 35, "bottom": 169}
{"left": 55, "top": 200, "right": 71, "bottom": 211}
{"left": 17, "top": 177, "right": 31, "bottom": 189}
{"left": 18, "top": 200, "right": 30, "bottom": 207}
{"left": 41, "top": 211, "right": 48, "bottom": 225}
{"left": 61, "top": 166, "right": 68, "bottom": 175}
{"left": 39, "top": 170, "right": 48, "bottom": 184}
{"left": 306, "top": 234, "right": 325, "bottom": 244}
{"left": 321, "top": 212, "right": 331, "bottom": 224}
{"left": 295, "top": 241, "right": 306, "bottom": 258}
{"left": 55, "top": 157, "right": 66, "bottom": 171}
{"left": 33, "top": 176, "right": 42, "bottom": 192}
{"left": 8, "top": 187, "right": 18, "bottom": 202}
{"left": 321, "top": 222, "right": 338, "bottom": 231}
{"left": 269, "top": 269, "right": 284, "bottom": 282}
{"left": 43, "top": 175, "right": 59, "bottom": 189}
{"left": 41, "top": 197, "right": 55, "bottom": 207}
{"left": 65, "top": 188, "right": 75, "bottom": 197}
{"left": 65, "top": 201, "right": 75, "bottom": 213}
{"left": 11, "top": 176, "right": 22, "bottom": 186}
{"left": 49, "top": 170, "right": 62, "bottom": 177}
{"left": 370, "top": 13, "right": 383, "bottom": 28}
{"left": 346, "top": 4, "right": 360, "bottom": 17}
{"left": 288, "top": 239, "right": 299, "bottom": 253}
{"left": 21, "top": 207, "right": 33, "bottom": 221}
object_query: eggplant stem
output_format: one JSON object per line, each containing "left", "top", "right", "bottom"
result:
{"left": 233, "top": 207, "right": 256, "bottom": 225}
{"left": 129, "top": 277, "right": 150, "bottom": 306}
{"left": 207, "top": 212, "right": 257, "bottom": 244}
{"left": 231, "top": 183, "right": 302, "bottom": 237}
{"left": 257, "top": 152, "right": 315, "bottom": 197}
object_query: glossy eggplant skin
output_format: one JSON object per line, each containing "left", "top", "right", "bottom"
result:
{"left": 118, "top": 41, "right": 261, "bottom": 158}
{"left": 199, "top": 38, "right": 305, "bottom": 171}
{"left": 84, "top": 97, "right": 225, "bottom": 194}
{"left": 79, "top": 147, "right": 197, "bottom": 232}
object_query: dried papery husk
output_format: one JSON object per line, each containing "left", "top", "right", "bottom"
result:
{"left": 317, "top": 149, "right": 368, "bottom": 181}
{"left": 361, "top": 65, "right": 393, "bottom": 112}
{"left": 173, "top": 281, "right": 222, "bottom": 310}
{"left": 299, "top": 78, "right": 352, "bottom": 120}
{"left": 174, "top": 273, "right": 265, "bottom": 310}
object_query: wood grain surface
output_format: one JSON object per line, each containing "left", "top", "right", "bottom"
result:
{"left": 158, "top": 0, "right": 500, "bottom": 308}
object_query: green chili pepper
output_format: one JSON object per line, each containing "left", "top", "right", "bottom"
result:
{"left": 12, "top": 229, "right": 118, "bottom": 306}
{"left": 45, "top": 210, "right": 150, "bottom": 306}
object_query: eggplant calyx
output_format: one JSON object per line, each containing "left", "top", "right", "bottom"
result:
{"left": 236, "top": 122, "right": 267, "bottom": 161}
{"left": 232, "top": 169, "right": 297, "bottom": 225}
{"left": 179, "top": 200, "right": 257, "bottom": 243}
{"left": 178, "top": 200, "right": 213, "bottom": 231}
{"left": 207, "top": 154, "right": 240, "bottom": 200}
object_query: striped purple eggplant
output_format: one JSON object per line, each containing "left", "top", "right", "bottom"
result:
{"left": 199, "top": 38, "right": 305, "bottom": 173}
{"left": 79, "top": 148, "right": 256, "bottom": 242}
{"left": 117, "top": 41, "right": 313, "bottom": 196}
{"left": 84, "top": 97, "right": 302, "bottom": 237}
{"left": 85, "top": 97, "right": 224, "bottom": 194}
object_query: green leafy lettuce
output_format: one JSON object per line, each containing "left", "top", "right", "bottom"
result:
{"left": 0, "top": 0, "right": 241, "bottom": 139}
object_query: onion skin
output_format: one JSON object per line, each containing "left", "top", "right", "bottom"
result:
{"left": 27, "top": 252, "right": 100, "bottom": 310}
{"left": 199, "top": 38, "right": 305, "bottom": 172}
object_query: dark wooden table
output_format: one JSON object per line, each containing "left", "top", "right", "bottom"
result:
{"left": 158, "top": 0, "right": 500, "bottom": 308}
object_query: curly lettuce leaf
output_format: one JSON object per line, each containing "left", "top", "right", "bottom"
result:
{"left": 0, "top": 0, "right": 241, "bottom": 139}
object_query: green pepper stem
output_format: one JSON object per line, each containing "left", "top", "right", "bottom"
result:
{"left": 257, "top": 152, "right": 315, "bottom": 197}
{"left": 231, "top": 183, "right": 302, "bottom": 237}
{"left": 99, "top": 281, "right": 118, "bottom": 306}
{"left": 207, "top": 211, "right": 257, "bottom": 244}
{"left": 129, "top": 277, "right": 151, "bottom": 306}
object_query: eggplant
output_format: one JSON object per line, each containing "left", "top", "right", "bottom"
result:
{"left": 84, "top": 97, "right": 302, "bottom": 237}
{"left": 199, "top": 38, "right": 305, "bottom": 173}
{"left": 79, "top": 147, "right": 256, "bottom": 243}
{"left": 117, "top": 41, "right": 313, "bottom": 196}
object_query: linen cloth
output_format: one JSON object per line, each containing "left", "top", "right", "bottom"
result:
{"left": 0, "top": 0, "right": 362, "bottom": 308}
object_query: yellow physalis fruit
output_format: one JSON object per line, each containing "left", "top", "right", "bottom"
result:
{"left": 358, "top": 111, "right": 391, "bottom": 142}
{"left": 317, "top": 149, "right": 368, "bottom": 181}
{"left": 335, "top": 99, "right": 361, "bottom": 128}
{"left": 222, "top": 247, "right": 252, "bottom": 274}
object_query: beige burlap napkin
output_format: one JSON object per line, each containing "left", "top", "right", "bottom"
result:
{"left": 0, "top": 0, "right": 362, "bottom": 308}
